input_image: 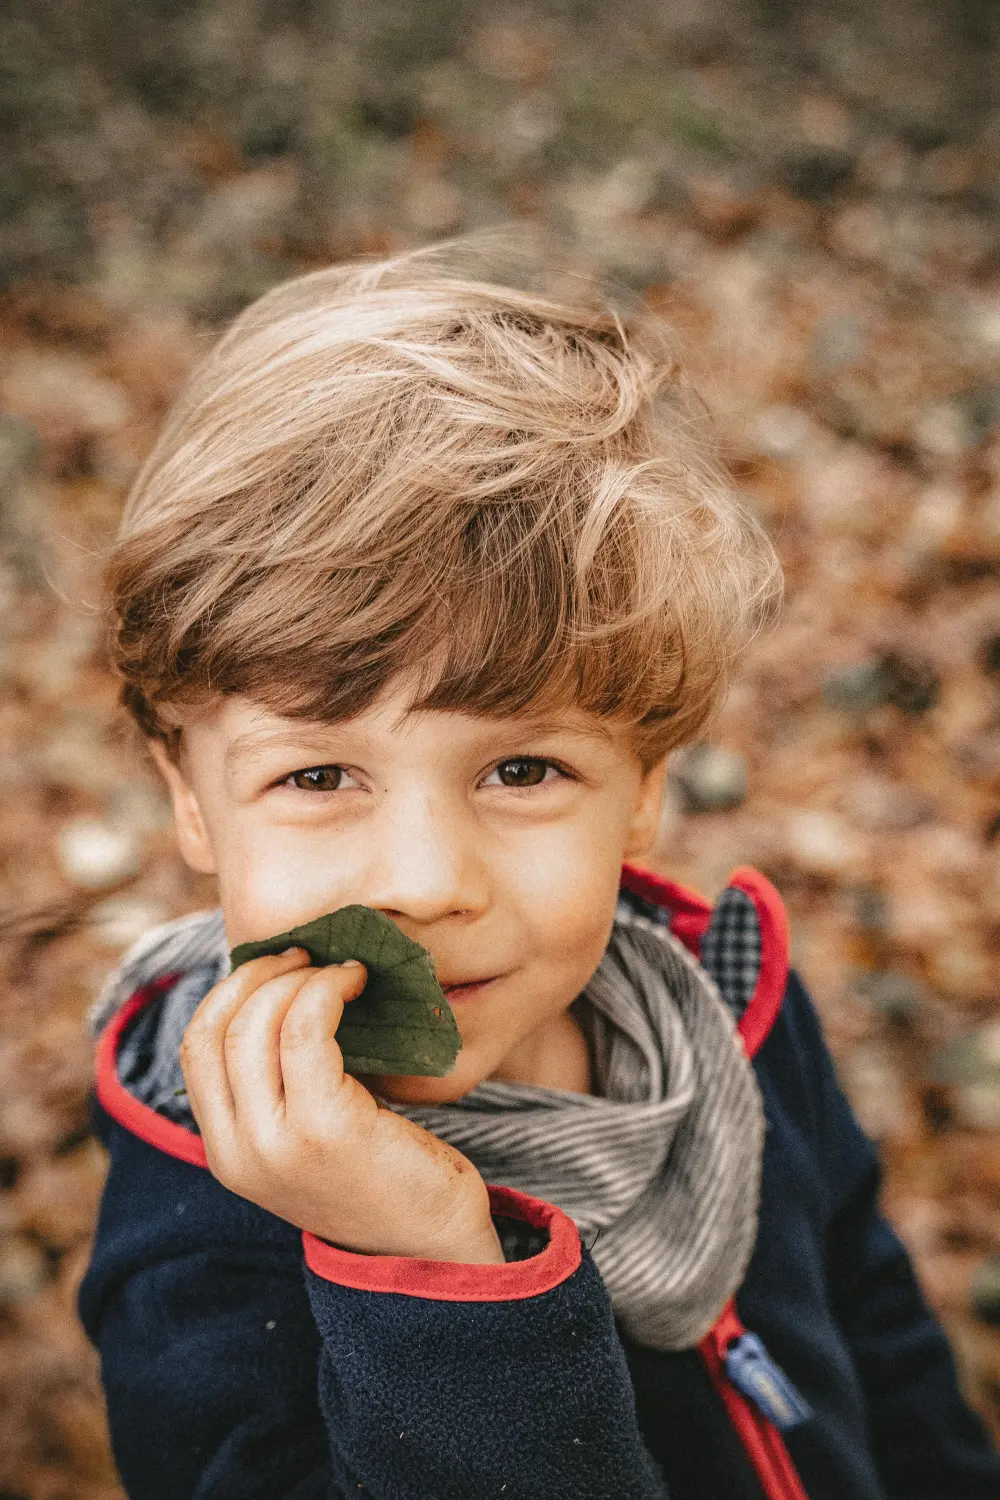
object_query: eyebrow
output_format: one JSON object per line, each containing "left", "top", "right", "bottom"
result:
{"left": 224, "top": 728, "right": 350, "bottom": 772}
{"left": 486, "top": 715, "right": 616, "bottom": 747}
{"left": 223, "top": 712, "right": 617, "bottom": 773}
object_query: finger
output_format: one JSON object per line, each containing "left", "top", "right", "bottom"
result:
{"left": 181, "top": 948, "right": 310, "bottom": 1150}
{"left": 222, "top": 967, "right": 318, "bottom": 1123}
{"left": 279, "top": 962, "right": 367, "bottom": 1127}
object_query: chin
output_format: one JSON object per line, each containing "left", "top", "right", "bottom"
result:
{"left": 372, "top": 1061, "right": 483, "bottom": 1106}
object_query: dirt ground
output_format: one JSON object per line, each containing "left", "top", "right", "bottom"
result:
{"left": 1, "top": 2, "right": 1000, "bottom": 1493}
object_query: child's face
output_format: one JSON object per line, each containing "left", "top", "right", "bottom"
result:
{"left": 153, "top": 679, "right": 667, "bottom": 1103}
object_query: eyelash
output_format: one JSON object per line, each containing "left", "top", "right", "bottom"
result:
{"left": 482, "top": 757, "right": 570, "bottom": 790}
{"left": 281, "top": 757, "right": 572, "bottom": 794}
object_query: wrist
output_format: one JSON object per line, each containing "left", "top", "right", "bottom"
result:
{"left": 435, "top": 1221, "right": 505, "bottom": 1265}
{"left": 305, "top": 1181, "right": 505, "bottom": 1264}
{"left": 401, "top": 1178, "right": 505, "bottom": 1264}
{"left": 411, "top": 1188, "right": 505, "bottom": 1264}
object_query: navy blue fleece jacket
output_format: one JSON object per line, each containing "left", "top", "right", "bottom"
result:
{"left": 79, "top": 871, "right": 1000, "bottom": 1500}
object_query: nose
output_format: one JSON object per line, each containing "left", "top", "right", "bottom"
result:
{"left": 366, "top": 787, "right": 489, "bottom": 928}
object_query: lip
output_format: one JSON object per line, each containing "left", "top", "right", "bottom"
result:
{"left": 440, "top": 976, "right": 502, "bottom": 1002}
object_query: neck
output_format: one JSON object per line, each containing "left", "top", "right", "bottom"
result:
{"left": 489, "top": 1009, "right": 593, "bottom": 1094}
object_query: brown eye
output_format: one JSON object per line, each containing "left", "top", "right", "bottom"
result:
{"left": 290, "top": 766, "right": 343, "bottom": 791}
{"left": 494, "top": 758, "right": 551, "bottom": 788}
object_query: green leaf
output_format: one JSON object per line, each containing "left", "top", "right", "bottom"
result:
{"left": 229, "top": 906, "right": 460, "bottom": 1077}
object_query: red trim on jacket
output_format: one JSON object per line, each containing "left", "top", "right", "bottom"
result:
{"left": 95, "top": 978, "right": 210, "bottom": 1170}
{"left": 699, "top": 1302, "right": 811, "bottom": 1500}
{"left": 303, "top": 1185, "right": 581, "bottom": 1301}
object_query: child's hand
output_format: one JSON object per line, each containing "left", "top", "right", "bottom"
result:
{"left": 180, "top": 948, "right": 503, "bottom": 1264}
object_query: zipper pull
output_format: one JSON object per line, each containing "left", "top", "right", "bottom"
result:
{"left": 724, "top": 1333, "right": 812, "bottom": 1432}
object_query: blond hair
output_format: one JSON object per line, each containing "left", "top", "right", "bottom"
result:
{"left": 106, "top": 246, "right": 781, "bottom": 765}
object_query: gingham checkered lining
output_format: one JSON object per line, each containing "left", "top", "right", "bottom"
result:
{"left": 495, "top": 1215, "right": 549, "bottom": 1262}
{"left": 618, "top": 884, "right": 762, "bottom": 1025}
{"left": 698, "top": 887, "right": 763, "bottom": 1023}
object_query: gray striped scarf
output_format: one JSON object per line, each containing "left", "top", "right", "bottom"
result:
{"left": 93, "top": 901, "right": 764, "bottom": 1350}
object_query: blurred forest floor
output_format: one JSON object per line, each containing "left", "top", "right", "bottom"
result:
{"left": 2, "top": 1, "right": 1000, "bottom": 1493}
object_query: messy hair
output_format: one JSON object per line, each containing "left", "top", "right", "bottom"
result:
{"left": 106, "top": 245, "right": 781, "bottom": 765}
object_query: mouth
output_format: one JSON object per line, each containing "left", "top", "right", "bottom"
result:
{"left": 440, "top": 975, "right": 503, "bottom": 1003}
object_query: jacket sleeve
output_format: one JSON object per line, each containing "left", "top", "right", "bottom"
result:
{"left": 79, "top": 1103, "right": 667, "bottom": 1500}
{"left": 783, "top": 972, "right": 1000, "bottom": 1500}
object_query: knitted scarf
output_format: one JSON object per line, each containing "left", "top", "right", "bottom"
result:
{"left": 93, "top": 900, "right": 764, "bottom": 1350}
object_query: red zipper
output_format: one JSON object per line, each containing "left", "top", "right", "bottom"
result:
{"left": 698, "top": 1302, "right": 811, "bottom": 1500}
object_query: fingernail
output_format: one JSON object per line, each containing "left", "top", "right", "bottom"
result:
{"left": 340, "top": 959, "right": 364, "bottom": 970}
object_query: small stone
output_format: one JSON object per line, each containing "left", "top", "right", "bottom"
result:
{"left": 971, "top": 1255, "right": 1000, "bottom": 1325}
{"left": 853, "top": 970, "right": 925, "bottom": 1023}
{"left": 594, "top": 159, "right": 661, "bottom": 220}
{"left": 823, "top": 653, "right": 940, "bottom": 717}
{"left": 931, "top": 1023, "right": 1000, "bottom": 1126}
{"left": 829, "top": 203, "right": 887, "bottom": 264}
{"left": 851, "top": 885, "right": 891, "bottom": 933}
{"left": 888, "top": 876, "right": 965, "bottom": 950}
{"left": 785, "top": 810, "right": 861, "bottom": 876}
{"left": 879, "top": 653, "right": 940, "bottom": 715}
{"left": 753, "top": 405, "right": 814, "bottom": 460}
{"left": 670, "top": 745, "right": 748, "bottom": 813}
{"left": 958, "top": 1084, "right": 1000, "bottom": 1130}
{"left": 57, "top": 819, "right": 141, "bottom": 890}
{"left": 913, "top": 400, "right": 977, "bottom": 458}
{"left": 811, "top": 312, "right": 865, "bottom": 371}
{"left": 843, "top": 773, "right": 932, "bottom": 833}
{"left": 105, "top": 778, "right": 173, "bottom": 835}
{"left": 823, "top": 660, "right": 890, "bottom": 714}
{"left": 961, "top": 296, "right": 1000, "bottom": 354}
{"left": 0, "top": 1235, "right": 48, "bottom": 1305}
{"left": 839, "top": 1042, "right": 913, "bottom": 1141}
{"left": 780, "top": 147, "right": 854, "bottom": 204}
{"left": 499, "top": 92, "right": 559, "bottom": 161}
{"left": 0, "top": 412, "right": 41, "bottom": 489}
{"left": 855, "top": 139, "right": 912, "bottom": 194}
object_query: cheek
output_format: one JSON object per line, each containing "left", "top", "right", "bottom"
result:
{"left": 509, "top": 825, "right": 626, "bottom": 973}
{"left": 212, "top": 824, "right": 360, "bottom": 945}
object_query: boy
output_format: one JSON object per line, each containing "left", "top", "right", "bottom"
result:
{"left": 81, "top": 251, "right": 1000, "bottom": 1499}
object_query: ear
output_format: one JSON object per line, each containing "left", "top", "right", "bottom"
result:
{"left": 623, "top": 754, "right": 670, "bottom": 860}
{"left": 148, "top": 740, "right": 218, "bottom": 875}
